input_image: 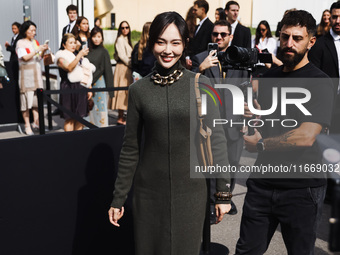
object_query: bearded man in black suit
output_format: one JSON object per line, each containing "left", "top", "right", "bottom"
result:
{"left": 309, "top": 1, "right": 340, "bottom": 133}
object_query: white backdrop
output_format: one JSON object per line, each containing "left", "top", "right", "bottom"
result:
{"left": 252, "top": 0, "right": 336, "bottom": 33}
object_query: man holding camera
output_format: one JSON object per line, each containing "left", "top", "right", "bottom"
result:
{"left": 192, "top": 20, "right": 248, "bottom": 220}
{"left": 236, "top": 10, "right": 334, "bottom": 254}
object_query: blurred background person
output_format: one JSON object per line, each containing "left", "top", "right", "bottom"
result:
{"left": 185, "top": 6, "right": 197, "bottom": 43}
{"left": 225, "top": 1, "right": 251, "bottom": 48}
{"left": 252, "top": 20, "right": 280, "bottom": 78}
{"left": 87, "top": 27, "right": 113, "bottom": 127}
{"left": 185, "top": 6, "right": 197, "bottom": 69}
{"left": 316, "top": 9, "right": 331, "bottom": 38}
{"left": 73, "top": 16, "right": 90, "bottom": 51}
{"left": 215, "top": 7, "right": 226, "bottom": 22}
{"left": 62, "top": 4, "right": 78, "bottom": 36}
{"left": 16, "top": 20, "right": 48, "bottom": 135}
{"left": 94, "top": 17, "right": 102, "bottom": 29}
{"left": 131, "top": 22, "right": 156, "bottom": 81}
{"left": 252, "top": 20, "right": 277, "bottom": 55}
{"left": 5, "top": 22, "right": 22, "bottom": 83}
{"left": 0, "top": 44, "right": 5, "bottom": 88}
{"left": 55, "top": 33, "right": 92, "bottom": 132}
{"left": 111, "top": 21, "right": 133, "bottom": 125}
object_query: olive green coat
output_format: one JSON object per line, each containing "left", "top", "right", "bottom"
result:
{"left": 111, "top": 61, "right": 230, "bottom": 255}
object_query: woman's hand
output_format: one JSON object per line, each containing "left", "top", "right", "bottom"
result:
{"left": 87, "top": 91, "right": 93, "bottom": 100}
{"left": 199, "top": 50, "right": 219, "bottom": 73}
{"left": 108, "top": 206, "right": 124, "bottom": 227}
{"left": 215, "top": 203, "right": 231, "bottom": 224}
{"left": 78, "top": 47, "right": 89, "bottom": 58}
{"left": 38, "top": 44, "right": 48, "bottom": 53}
{"left": 243, "top": 128, "right": 262, "bottom": 152}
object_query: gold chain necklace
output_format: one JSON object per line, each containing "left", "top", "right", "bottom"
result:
{"left": 151, "top": 69, "right": 184, "bottom": 86}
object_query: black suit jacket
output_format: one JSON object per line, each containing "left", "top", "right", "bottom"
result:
{"left": 189, "top": 18, "right": 214, "bottom": 57}
{"left": 309, "top": 32, "right": 339, "bottom": 92}
{"left": 192, "top": 50, "right": 248, "bottom": 140}
{"left": 5, "top": 34, "right": 22, "bottom": 81}
{"left": 309, "top": 32, "right": 340, "bottom": 132}
{"left": 231, "top": 23, "right": 251, "bottom": 48}
{"left": 6, "top": 34, "right": 22, "bottom": 62}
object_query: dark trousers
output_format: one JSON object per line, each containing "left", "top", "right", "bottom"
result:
{"left": 235, "top": 179, "right": 326, "bottom": 255}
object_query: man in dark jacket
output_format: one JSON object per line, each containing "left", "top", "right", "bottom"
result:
{"left": 309, "top": 1, "right": 340, "bottom": 133}
{"left": 5, "top": 22, "right": 22, "bottom": 82}
{"left": 186, "top": 0, "right": 214, "bottom": 68}
{"left": 224, "top": 1, "right": 251, "bottom": 48}
{"left": 192, "top": 20, "right": 248, "bottom": 220}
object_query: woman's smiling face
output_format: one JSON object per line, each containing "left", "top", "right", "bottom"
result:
{"left": 152, "top": 23, "right": 184, "bottom": 69}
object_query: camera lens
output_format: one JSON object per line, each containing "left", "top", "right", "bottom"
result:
{"left": 226, "top": 46, "right": 251, "bottom": 64}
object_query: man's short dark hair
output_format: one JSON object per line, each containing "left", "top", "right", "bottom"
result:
{"left": 66, "top": 4, "right": 78, "bottom": 14}
{"left": 225, "top": 1, "right": 240, "bottom": 11}
{"left": 12, "top": 22, "right": 21, "bottom": 29}
{"left": 194, "top": 0, "right": 209, "bottom": 14}
{"left": 280, "top": 10, "right": 316, "bottom": 36}
{"left": 330, "top": 1, "right": 340, "bottom": 13}
{"left": 214, "top": 20, "right": 232, "bottom": 33}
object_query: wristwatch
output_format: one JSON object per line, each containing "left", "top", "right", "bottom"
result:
{"left": 256, "top": 139, "right": 265, "bottom": 152}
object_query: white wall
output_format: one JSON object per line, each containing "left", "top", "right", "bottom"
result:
{"left": 0, "top": 0, "right": 24, "bottom": 61}
{"left": 252, "top": 0, "right": 335, "bottom": 32}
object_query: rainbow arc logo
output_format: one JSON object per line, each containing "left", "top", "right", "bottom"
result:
{"left": 199, "top": 82, "right": 222, "bottom": 115}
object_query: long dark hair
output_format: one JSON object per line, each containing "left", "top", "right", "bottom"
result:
{"left": 185, "top": 6, "right": 197, "bottom": 39}
{"left": 216, "top": 7, "right": 226, "bottom": 21}
{"left": 89, "top": 26, "right": 104, "bottom": 49}
{"left": 316, "top": 9, "right": 331, "bottom": 37}
{"left": 19, "top": 20, "right": 36, "bottom": 38}
{"left": 73, "top": 16, "right": 90, "bottom": 39}
{"left": 255, "top": 20, "right": 272, "bottom": 46}
{"left": 138, "top": 22, "right": 152, "bottom": 60}
{"left": 148, "top": 12, "right": 189, "bottom": 62}
{"left": 115, "top": 21, "right": 132, "bottom": 47}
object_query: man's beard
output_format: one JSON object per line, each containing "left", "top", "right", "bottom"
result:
{"left": 278, "top": 47, "right": 308, "bottom": 68}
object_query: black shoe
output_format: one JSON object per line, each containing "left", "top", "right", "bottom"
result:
{"left": 227, "top": 201, "right": 238, "bottom": 215}
{"left": 51, "top": 108, "right": 60, "bottom": 116}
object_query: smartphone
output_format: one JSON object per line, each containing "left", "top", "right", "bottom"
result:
{"left": 44, "top": 40, "right": 49, "bottom": 45}
{"left": 82, "top": 41, "right": 88, "bottom": 49}
{"left": 208, "top": 43, "right": 218, "bottom": 57}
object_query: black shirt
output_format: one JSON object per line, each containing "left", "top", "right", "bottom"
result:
{"left": 252, "top": 63, "right": 334, "bottom": 188}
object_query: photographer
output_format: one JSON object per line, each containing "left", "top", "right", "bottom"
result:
{"left": 236, "top": 11, "right": 334, "bottom": 254}
{"left": 192, "top": 20, "right": 248, "bottom": 221}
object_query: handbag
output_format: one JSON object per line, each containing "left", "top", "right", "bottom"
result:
{"left": 43, "top": 48, "right": 55, "bottom": 66}
{"left": 88, "top": 98, "right": 94, "bottom": 111}
{"left": 194, "top": 73, "right": 213, "bottom": 166}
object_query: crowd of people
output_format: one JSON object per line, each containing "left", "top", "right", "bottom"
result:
{"left": 1, "top": 0, "right": 340, "bottom": 254}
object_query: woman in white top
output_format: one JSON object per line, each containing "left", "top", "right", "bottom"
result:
{"left": 16, "top": 20, "right": 48, "bottom": 135}
{"left": 252, "top": 20, "right": 277, "bottom": 56}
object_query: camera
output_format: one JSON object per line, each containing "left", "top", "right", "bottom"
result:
{"left": 218, "top": 45, "right": 272, "bottom": 70}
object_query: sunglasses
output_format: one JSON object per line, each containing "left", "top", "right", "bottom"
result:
{"left": 260, "top": 29, "right": 267, "bottom": 32}
{"left": 121, "top": 26, "right": 129, "bottom": 30}
{"left": 212, "top": 32, "right": 230, "bottom": 38}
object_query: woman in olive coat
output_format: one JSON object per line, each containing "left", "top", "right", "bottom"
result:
{"left": 108, "top": 12, "right": 231, "bottom": 255}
